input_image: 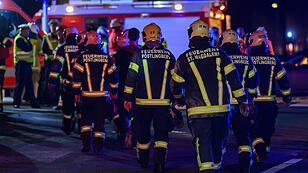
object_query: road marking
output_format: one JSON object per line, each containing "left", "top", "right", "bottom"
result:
{"left": 261, "top": 158, "right": 303, "bottom": 173}
{"left": 290, "top": 103, "right": 308, "bottom": 107}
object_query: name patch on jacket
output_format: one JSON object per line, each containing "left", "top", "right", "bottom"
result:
{"left": 83, "top": 54, "right": 108, "bottom": 63}
{"left": 64, "top": 45, "right": 79, "bottom": 53}
{"left": 141, "top": 49, "right": 171, "bottom": 60}
{"left": 229, "top": 55, "right": 249, "bottom": 65}
{"left": 186, "top": 48, "right": 219, "bottom": 62}
{"left": 251, "top": 56, "right": 276, "bottom": 65}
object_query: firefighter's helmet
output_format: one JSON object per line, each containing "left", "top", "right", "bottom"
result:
{"left": 117, "top": 30, "right": 129, "bottom": 47}
{"left": 18, "top": 23, "right": 30, "bottom": 29}
{"left": 64, "top": 26, "right": 78, "bottom": 38}
{"left": 188, "top": 19, "right": 209, "bottom": 39}
{"left": 77, "top": 31, "right": 87, "bottom": 44}
{"left": 48, "top": 19, "right": 59, "bottom": 26}
{"left": 220, "top": 29, "right": 239, "bottom": 46}
{"left": 142, "top": 23, "right": 162, "bottom": 42}
{"left": 110, "top": 18, "right": 124, "bottom": 28}
{"left": 86, "top": 30, "right": 101, "bottom": 45}
{"left": 248, "top": 30, "right": 268, "bottom": 48}
{"left": 29, "top": 23, "right": 39, "bottom": 34}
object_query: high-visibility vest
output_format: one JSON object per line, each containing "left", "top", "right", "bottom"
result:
{"left": 13, "top": 34, "right": 33, "bottom": 63}
{"left": 44, "top": 33, "right": 59, "bottom": 60}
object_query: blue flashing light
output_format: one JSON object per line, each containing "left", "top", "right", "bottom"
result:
{"left": 0, "top": 0, "right": 3, "bottom": 6}
{"left": 287, "top": 31, "right": 293, "bottom": 38}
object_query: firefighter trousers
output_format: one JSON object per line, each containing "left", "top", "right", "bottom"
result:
{"left": 13, "top": 61, "right": 37, "bottom": 106}
{"left": 61, "top": 87, "right": 75, "bottom": 135}
{"left": 134, "top": 106, "right": 169, "bottom": 166}
{"left": 80, "top": 97, "right": 108, "bottom": 154}
{"left": 231, "top": 106, "right": 252, "bottom": 171}
{"left": 190, "top": 115, "right": 229, "bottom": 173}
{"left": 254, "top": 101, "right": 278, "bottom": 153}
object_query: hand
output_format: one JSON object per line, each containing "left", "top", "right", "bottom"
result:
{"left": 110, "top": 93, "right": 117, "bottom": 100}
{"left": 75, "top": 95, "right": 81, "bottom": 103}
{"left": 283, "top": 101, "right": 290, "bottom": 107}
{"left": 124, "top": 101, "right": 132, "bottom": 112}
{"left": 77, "top": 113, "right": 82, "bottom": 119}
{"left": 283, "top": 95, "right": 292, "bottom": 107}
{"left": 240, "top": 102, "right": 249, "bottom": 117}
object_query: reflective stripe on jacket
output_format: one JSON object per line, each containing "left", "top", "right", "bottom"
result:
{"left": 13, "top": 34, "right": 33, "bottom": 63}
{"left": 123, "top": 45, "right": 176, "bottom": 106}
{"left": 170, "top": 47, "right": 248, "bottom": 118}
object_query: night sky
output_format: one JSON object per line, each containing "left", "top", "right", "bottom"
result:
{"left": 227, "top": 0, "right": 308, "bottom": 55}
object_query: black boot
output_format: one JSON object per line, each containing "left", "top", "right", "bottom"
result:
{"left": 62, "top": 115, "right": 72, "bottom": 135}
{"left": 81, "top": 131, "right": 91, "bottom": 152}
{"left": 137, "top": 157, "right": 148, "bottom": 168}
{"left": 154, "top": 163, "right": 165, "bottom": 173}
{"left": 93, "top": 137, "right": 104, "bottom": 155}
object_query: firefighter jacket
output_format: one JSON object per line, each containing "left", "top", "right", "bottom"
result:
{"left": 108, "top": 29, "right": 119, "bottom": 58}
{"left": 221, "top": 43, "right": 259, "bottom": 104}
{"left": 170, "top": 44, "right": 248, "bottom": 119}
{"left": 72, "top": 44, "right": 118, "bottom": 100}
{"left": 249, "top": 45, "right": 291, "bottom": 102}
{"left": 114, "top": 45, "right": 140, "bottom": 97}
{"left": 13, "top": 34, "right": 33, "bottom": 64}
{"left": 123, "top": 44, "right": 175, "bottom": 107}
{"left": 49, "top": 40, "right": 79, "bottom": 87}
{"left": 42, "top": 33, "right": 59, "bottom": 60}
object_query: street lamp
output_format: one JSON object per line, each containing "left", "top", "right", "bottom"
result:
{"left": 272, "top": 3, "right": 278, "bottom": 8}
{"left": 287, "top": 31, "right": 293, "bottom": 38}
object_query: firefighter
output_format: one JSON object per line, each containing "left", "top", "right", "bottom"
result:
{"left": 108, "top": 18, "right": 124, "bottom": 60}
{"left": 13, "top": 23, "right": 40, "bottom": 108}
{"left": 256, "top": 27, "right": 275, "bottom": 55}
{"left": 72, "top": 31, "right": 118, "bottom": 154}
{"left": 41, "top": 19, "right": 60, "bottom": 106}
{"left": 52, "top": 25, "right": 67, "bottom": 110}
{"left": 170, "top": 19, "right": 248, "bottom": 173}
{"left": 210, "top": 27, "right": 220, "bottom": 47}
{"left": 28, "top": 23, "right": 42, "bottom": 100}
{"left": 0, "top": 35, "right": 12, "bottom": 112}
{"left": 97, "top": 26, "right": 108, "bottom": 54}
{"left": 237, "top": 27, "right": 248, "bottom": 53}
{"left": 248, "top": 30, "right": 291, "bottom": 159}
{"left": 114, "top": 28, "right": 140, "bottom": 148}
{"left": 220, "top": 29, "right": 261, "bottom": 172}
{"left": 48, "top": 26, "right": 79, "bottom": 135}
{"left": 72, "top": 31, "right": 87, "bottom": 133}
{"left": 123, "top": 23, "right": 175, "bottom": 172}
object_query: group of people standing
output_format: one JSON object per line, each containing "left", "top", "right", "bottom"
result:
{"left": 9, "top": 17, "right": 291, "bottom": 173}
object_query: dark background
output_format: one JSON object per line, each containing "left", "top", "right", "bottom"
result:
{"left": 12, "top": 0, "right": 308, "bottom": 56}
{"left": 226, "top": 0, "right": 308, "bottom": 56}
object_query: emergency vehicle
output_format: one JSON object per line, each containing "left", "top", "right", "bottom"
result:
{"left": 0, "top": 0, "right": 44, "bottom": 88}
{"left": 33, "top": 0, "right": 227, "bottom": 58}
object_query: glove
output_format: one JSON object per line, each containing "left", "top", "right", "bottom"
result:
{"left": 170, "top": 107, "right": 184, "bottom": 129}
{"left": 283, "top": 95, "right": 292, "bottom": 107}
{"left": 248, "top": 100, "right": 255, "bottom": 115}
{"left": 75, "top": 95, "right": 81, "bottom": 103}
{"left": 172, "top": 98, "right": 186, "bottom": 109}
{"left": 110, "top": 93, "right": 117, "bottom": 100}
{"left": 239, "top": 102, "right": 249, "bottom": 117}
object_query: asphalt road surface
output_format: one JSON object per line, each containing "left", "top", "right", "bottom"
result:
{"left": 0, "top": 103, "right": 307, "bottom": 173}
